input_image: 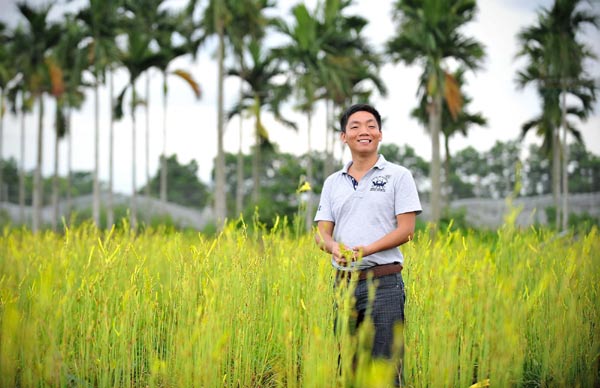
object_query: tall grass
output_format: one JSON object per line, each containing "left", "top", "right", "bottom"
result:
{"left": 0, "top": 218, "right": 598, "bottom": 387}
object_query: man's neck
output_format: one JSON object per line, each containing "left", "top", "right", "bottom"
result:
{"left": 349, "top": 153, "right": 379, "bottom": 176}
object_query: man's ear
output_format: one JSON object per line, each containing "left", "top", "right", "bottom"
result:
{"left": 340, "top": 131, "right": 347, "bottom": 143}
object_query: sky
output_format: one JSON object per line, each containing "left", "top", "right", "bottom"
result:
{"left": 1, "top": 0, "right": 599, "bottom": 195}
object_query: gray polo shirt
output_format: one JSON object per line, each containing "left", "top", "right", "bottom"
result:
{"left": 314, "top": 154, "right": 422, "bottom": 270}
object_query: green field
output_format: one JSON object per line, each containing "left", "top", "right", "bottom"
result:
{"left": 1, "top": 218, "right": 598, "bottom": 387}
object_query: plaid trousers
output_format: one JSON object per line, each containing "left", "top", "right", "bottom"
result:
{"left": 352, "top": 272, "right": 406, "bottom": 358}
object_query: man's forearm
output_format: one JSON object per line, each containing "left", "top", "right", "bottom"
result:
{"left": 355, "top": 213, "right": 416, "bottom": 258}
{"left": 360, "top": 227, "right": 413, "bottom": 257}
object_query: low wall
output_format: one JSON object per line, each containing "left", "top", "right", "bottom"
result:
{"left": 2, "top": 192, "right": 599, "bottom": 230}
{"left": 419, "top": 192, "right": 600, "bottom": 228}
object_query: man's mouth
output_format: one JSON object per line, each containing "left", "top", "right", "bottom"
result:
{"left": 358, "top": 139, "right": 371, "bottom": 144}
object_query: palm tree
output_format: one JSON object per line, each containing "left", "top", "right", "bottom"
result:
{"left": 16, "top": 2, "right": 63, "bottom": 232}
{"left": 276, "top": 0, "right": 387, "bottom": 229}
{"left": 228, "top": 39, "right": 296, "bottom": 210}
{"left": 274, "top": 3, "right": 321, "bottom": 230}
{"left": 318, "top": 0, "right": 387, "bottom": 175}
{"left": 151, "top": 6, "right": 201, "bottom": 204}
{"left": 190, "top": 0, "right": 233, "bottom": 229}
{"left": 226, "top": 0, "right": 273, "bottom": 217}
{"left": 114, "top": 18, "right": 163, "bottom": 230}
{"left": 411, "top": 67, "right": 487, "bottom": 206}
{"left": 516, "top": 0, "right": 598, "bottom": 230}
{"left": 5, "top": 25, "right": 32, "bottom": 225}
{"left": 123, "top": 0, "right": 168, "bottom": 203}
{"left": 0, "top": 22, "right": 14, "bottom": 205}
{"left": 193, "top": 0, "right": 275, "bottom": 227}
{"left": 78, "top": 0, "right": 122, "bottom": 227}
{"left": 386, "top": 0, "right": 485, "bottom": 227}
{"left": 52, "top": 14, "right": 87, "bottom": 228}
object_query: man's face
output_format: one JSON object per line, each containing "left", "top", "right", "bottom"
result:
{"left": 341, "top": 110, "right": 382, "bottom": 155}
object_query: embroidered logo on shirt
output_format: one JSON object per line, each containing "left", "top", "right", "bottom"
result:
{"left": 370, "top": 175, "right": 389, "bottom": 192}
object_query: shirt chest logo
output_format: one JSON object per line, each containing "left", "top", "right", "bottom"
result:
{"left": 370, "top": 175, "right": 389, "bottom": 192}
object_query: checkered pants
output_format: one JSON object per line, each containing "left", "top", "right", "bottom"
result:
{"left": 352, "top": 272, "right": 406, "bottom": 358}
{"left": 335, "top": 272, "right": 406, "bottom": 386}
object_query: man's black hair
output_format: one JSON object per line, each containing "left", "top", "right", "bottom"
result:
{"left": 339, "top": 103, "right": 382, "bottom": 133}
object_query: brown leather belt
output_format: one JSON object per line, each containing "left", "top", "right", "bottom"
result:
{"left": 338, "top": 263, "right": 403, "bottom": 281}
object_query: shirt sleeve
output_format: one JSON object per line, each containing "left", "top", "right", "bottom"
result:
{"left": 395, "top": 169, "right": 422, "bottom": 215}
{"left": 314, "top": 176, "right": 335, "bottom": 222}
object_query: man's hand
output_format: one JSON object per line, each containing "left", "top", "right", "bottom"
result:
{"left": 352, "top": 245, "right": 368, "bottom": 260}
{"left": 333, "top": 243, "right": 355, "bottom": 266}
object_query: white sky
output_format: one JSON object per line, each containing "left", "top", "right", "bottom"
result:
{"left": 1, "top": 0, "right": 599, "bottom": 194}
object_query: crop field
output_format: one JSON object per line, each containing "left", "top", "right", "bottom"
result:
{"left": 0, "top": 218, "right": 599, "bottom": 387}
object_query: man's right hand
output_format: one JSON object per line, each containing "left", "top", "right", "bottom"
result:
{"left": 333, "top": 243, "right": 355, "bottom": 266}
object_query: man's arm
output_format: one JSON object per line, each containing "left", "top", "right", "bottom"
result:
{"left": 315, "top": 220, "right": 352, "bottom": 266}
{"left": 353, "top": 212, "right": 416, "bottom": 258}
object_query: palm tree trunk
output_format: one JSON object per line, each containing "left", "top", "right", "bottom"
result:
{"left": 107, "top": 71, "right": 114, "bottom": 227}
{"left": 160, "top": 72, "right": 168, "bottom": 204}
{"left": 252, "top": 95, "right": 261, "bottom": 205}
{"left": 0, "top": 89, "right": 4, "bottom": 205}
{"left": 443, "top": 134, "right": 451, "bottom": 210}
{"left": 33, "top": 96, "right": 44, "bottom": 232}
{"left": 552, "top": 126, "right": 560, "bottom": 228}
{"left": 67, "top": 109, "right": 72, "bottom": 222}
{"left": 560, "top": 90, "right": 568, "bottom": 231}
{"left": 235, "top": 80, "right": 244, "bottom": 216}
{"left": 214, "top": 17, "right": 227, "bottom": 229}
{"left": 324, "top": 100, "right": 331, "bottom": 174}
{"left": 145, "top": 72, "right": 151, "bottom": 200}
{"left": 324, "top": 99, "right": 334, "bottom": 178}
{"left": 429, "top": 93, "right": 442, "bottom": 227}
{"left": 19, "top": 100, "right": 26, "bottom": 225}
{"left": 52, "top": 104, "right": 60, "bottom": 231}
{"left": 304, "top": 112, "right": 313, "bottom": 232}
{"left": 130, "top": 82, "right": 138, "bottom": 230}
{"left": 93, "top": 82, "right": 100, "bottom": 227}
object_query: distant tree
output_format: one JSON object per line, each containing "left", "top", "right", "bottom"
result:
{"left": 516, "top": 0, "right": 598, "bottom": 229}
{"left": 450, "top": 146, "right": 487, "bottom": 199}
{"left": 5, "top": 24, "right": 33, "bottom": 223}
{"left": 140, "top": 154, "right": 210, "bottom": 209}
{"left": 522, "top": 144, "right": 552, "bottom": 196}
{"left": 379, "top": 143, "right": 429, "bottom": 194}
{"left": 0, "top": 22, "right": 16, "bottom": 204}
{"left": 568, "top": 142, "right": 600, "bottom": 193}
{"left": 16, "top": 2, "right": 63, "bottom": 232}
{"left": 114, "top": 12, "right": 163, "bottom": 229}
{"left": 387, "top": 0, "right": 485, "bottom": 226}
{"left": 0, "top": 158, "right": 94, "bottom": 206}
{"left": 223, "top": 147, "right": 334, "bottom": 228}
{"left": 151, "top": 6, "right": 201, "bottom": 205}
{"left": 51, "top": 14, "right": 87, "bottom": 229}
{"left": 0, "top": 158, "right": 19, "bottom": 203}
{"left": 78, "top": 0, "right": 122, "bottom": 227}
{"left": 317, "top": 0, "right": 387, "bottom": 171}
{"left": 411, "top": 67, "right": 487, "bottom": 204}
{"left": 192, "top": 0, "right": 243, "bottom": 229}
{"left": 225, "top": 0, "right": 273, "bottom": 217}
{"left": 275, "top": 0, "right": 385, "bottom": 230}
{"left": 482, "top": 140, "right": 521, "bottom": 199}
{"left": 228, "top": 40, "right": 296, "bottom": 210}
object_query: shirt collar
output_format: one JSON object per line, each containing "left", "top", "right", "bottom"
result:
{"left": 342, "top": 154, "right": 387, "bottom": 174}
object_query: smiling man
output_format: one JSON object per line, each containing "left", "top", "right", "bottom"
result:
{"left": 314, "top": 103, "right": 422, "bottom": 386}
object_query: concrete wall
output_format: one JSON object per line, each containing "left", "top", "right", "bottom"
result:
{"left": 2, "top": 192, "right": 599, "bottom": 230}
{"left": 419, "top": 192, "right": 600, "bottom": 228}
{"left": 0, "top": 193, "right": 214, "bottom": 230}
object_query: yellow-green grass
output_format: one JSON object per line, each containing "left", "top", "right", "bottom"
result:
{"left": 0, "top": 220, "right": 598, "bottom": 387}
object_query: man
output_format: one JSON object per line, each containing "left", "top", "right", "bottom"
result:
{"left": 314, "top": 103, "right": 422, "bottom": 385}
